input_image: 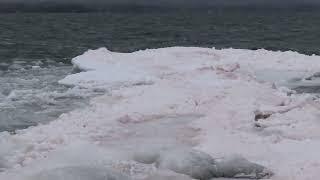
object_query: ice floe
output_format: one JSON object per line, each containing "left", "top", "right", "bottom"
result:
{"left": 1, "top": 47, "right": 320, "bottom": 179}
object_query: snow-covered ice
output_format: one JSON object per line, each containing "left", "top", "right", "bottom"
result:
{"left": 1, "top": 47, "right": 320, "bottom": 179}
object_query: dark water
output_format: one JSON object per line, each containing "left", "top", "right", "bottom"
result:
{"left": 0, "top": 9, "right": 319, "bottom": 132}
{"left": 1, "top": 9, "right": 320, "bottom": 63}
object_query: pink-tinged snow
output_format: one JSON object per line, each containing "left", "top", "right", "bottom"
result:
{"left": 1, "top": 47, "right": 320, "bottom": 179}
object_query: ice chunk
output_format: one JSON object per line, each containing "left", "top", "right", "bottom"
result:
{"left": 71, "top": 48, "right": 116, "bottom": 71}
{"left": 154, "top": 149, "right": 271, "bottom": 180}
{"left": 133, "top": 149, "right": 161, "bottom": 165}
{"left": 2, "top": 47, "right": 320, "bottom": 180}
{"left": 215, "top": 156, "right": 273, "bottom": 179}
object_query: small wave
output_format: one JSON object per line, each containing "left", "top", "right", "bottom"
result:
{"left": 0, "top": 60, "right": 104, "bottom": 133}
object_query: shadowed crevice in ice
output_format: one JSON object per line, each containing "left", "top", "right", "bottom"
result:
{"left": 284, "top": 72, "right": 320, "bottom": 94}
{"left": 293, "top": 86, "right": 320, "bottom": 94}
{"left": 134, "top": 148, "right": 272, "bottom": 180}
{"left": 213, "top": 156, "right": 272, "bottom": 179}
{"left": 0, "top": 157, "right": 8, "bottom": 172}
{"left": 304, "top": 72, "right": 320, "bottom": 81}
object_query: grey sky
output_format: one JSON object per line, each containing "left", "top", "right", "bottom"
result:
{"left": 1, "top": 0, "right": 320, "bottom": 11}
{"left": 1, "top": 0, "right": 320, "bottom": 5}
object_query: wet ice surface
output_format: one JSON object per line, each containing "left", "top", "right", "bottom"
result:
{"left": 274, "top": 72, "right": 320, "bottom": 94}
{"left": 291, "top": 74, "right": 320, "bottom": 94}
{"left": 0, "top": 60, "right": 102, "bottom": 132}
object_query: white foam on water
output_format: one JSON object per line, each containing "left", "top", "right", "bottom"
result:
{"left": 0, "top": 61, "right": 103, "bottom": 132}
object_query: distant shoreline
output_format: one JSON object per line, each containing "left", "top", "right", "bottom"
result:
{"left": 1, "top": 3, "right": 320, "bottom": 13}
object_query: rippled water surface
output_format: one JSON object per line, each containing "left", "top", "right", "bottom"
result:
{"left": 0, "top": 9, "right": 319, "bottom": 132}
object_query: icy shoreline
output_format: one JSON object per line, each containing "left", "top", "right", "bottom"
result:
{"left": 1, "top": 47, "right": 320, "bottom": 179}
